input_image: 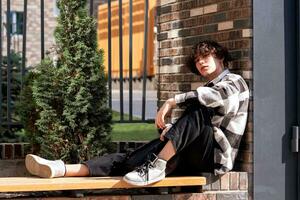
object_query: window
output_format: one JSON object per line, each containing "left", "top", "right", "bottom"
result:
{"left": 10, "top": 11, "right": 23, "bottom": 35}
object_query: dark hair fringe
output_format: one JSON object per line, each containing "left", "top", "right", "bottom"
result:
{"left": 185, "top": 40, "right": 234, "bottom": 76}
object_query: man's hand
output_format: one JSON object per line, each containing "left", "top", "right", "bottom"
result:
{"left": 159, "top": 123, "right": 172, "bottom": 141}
{"left": 155, "top": 98, "right": 176, "bottom": 129}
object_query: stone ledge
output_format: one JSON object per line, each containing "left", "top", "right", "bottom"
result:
{"left": 1, "top": 191, "right": 248, "bottom": 200}
{"left": 201, "top": 172, "right": 248, "bottom": 192}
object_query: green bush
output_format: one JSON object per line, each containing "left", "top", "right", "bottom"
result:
{"left": 16, "top": 0, "right": 112, "bottom": 163}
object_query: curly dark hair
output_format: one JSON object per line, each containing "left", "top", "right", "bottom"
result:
{"left": 186, "top": 40, "right": 233, "bottom": 75}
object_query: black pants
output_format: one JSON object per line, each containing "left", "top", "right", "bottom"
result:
{"left": 84, "top": 103, "right": 215, "bottom": 176}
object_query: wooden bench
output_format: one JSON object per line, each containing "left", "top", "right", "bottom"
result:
{"left": 0, "top": 176, "right": 206, "bottom": 192}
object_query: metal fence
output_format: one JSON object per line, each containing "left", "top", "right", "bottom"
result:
{"left": 106, "top": 0, "right": 153, "bottom": 123}
{"left": 0, "top": 0, "right": 154, "bottom": 138}
{"left": 0, "top": 0, "right": 30, "bottom": 134}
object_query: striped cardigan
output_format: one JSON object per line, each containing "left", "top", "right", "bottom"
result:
{"left": 174, "top": 69, "right": 249, "bottom": 175}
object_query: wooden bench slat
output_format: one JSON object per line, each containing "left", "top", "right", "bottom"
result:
{"left": 0, "top": 176, "right": 206, "bottom": 192}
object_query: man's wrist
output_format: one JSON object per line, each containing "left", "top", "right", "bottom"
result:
{"left": 166, "top": 98, "right": 176, "bottom": 107}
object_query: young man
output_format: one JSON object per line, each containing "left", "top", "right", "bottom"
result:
{"left": 25, "top": 40, "right": 249, "bottom": 186}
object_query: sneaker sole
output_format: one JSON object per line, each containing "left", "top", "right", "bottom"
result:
{"left": 122, "top": 172, "right": 166, "bottom": 186}
{"left": 25, "top": 154, "right": 53, "bottom": 178}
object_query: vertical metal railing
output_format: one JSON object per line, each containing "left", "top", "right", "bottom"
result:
{"left": 141, "top": 0, "right": 148, "bottom": 121}
{"left": 21, "top": 0, "right": 27, "bottom": 89}
{"left": 128, "top": 0, "right": 133, "bottom": 121}
{"left": 0, "top": 0, "right": 3, "bottom": 125}
{"left": 105, "top": 0, "right": 153, "bottom": 123}
{"left": 118, "top": 0, "right": 124, "bottom": 121}
{"left": 0, "top": 0, "right": 40, "bottom": 133}
{"left": 107, "top": 0, "right": 112, "bottom": 109}
{"left": 40, "top": 0, "right": 44, "bottom": 60}
{"left": 6, "top": 0, "right": 12, "bottom": 129}
{"left": 297, "top": 0, "right": 300, "bottom": 198}
{"left": 89, "top": 0, "right": 93, "bottom": 16}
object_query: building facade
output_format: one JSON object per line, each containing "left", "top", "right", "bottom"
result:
{"left": 1, "top": 0, "right": 58, "bottom": 68}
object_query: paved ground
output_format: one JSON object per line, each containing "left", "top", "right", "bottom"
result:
{"left": 111, "top": 90, "right": 157, "bottom": 120}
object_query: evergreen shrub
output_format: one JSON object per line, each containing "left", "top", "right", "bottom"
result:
{"left": 17, "top": 0, "right": 112, "bottom": 163}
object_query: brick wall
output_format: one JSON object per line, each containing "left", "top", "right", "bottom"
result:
{"left": 156, "top": 0, "right": 253, "bottom": 198}
{"left": 0, "top": 143, "right": 30, "bottom": 177}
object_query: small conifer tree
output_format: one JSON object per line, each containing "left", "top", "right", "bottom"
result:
{"left": 24, "top": 0, "right": 112, "bottom": 163}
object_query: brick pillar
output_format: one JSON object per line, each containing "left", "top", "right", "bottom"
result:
{"left": 156, "top": 0, "right": 253, "bottom": 198}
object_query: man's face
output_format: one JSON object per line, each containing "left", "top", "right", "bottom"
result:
{"left": 195, "top": 54, "right": 223, "bottom": 80}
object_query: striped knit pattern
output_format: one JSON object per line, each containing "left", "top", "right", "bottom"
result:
{"left": 174, "top": 69, "right": 249, "bottom": 175}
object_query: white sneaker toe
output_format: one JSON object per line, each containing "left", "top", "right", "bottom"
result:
{"left": 123, "top": 157, "right": 167, "bottom": 186}
{"left": 25, "top": 154, "right": 65, "bottom": 178}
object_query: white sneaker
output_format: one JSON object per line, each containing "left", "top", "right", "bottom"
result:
{"left": 123, "top": 156, "right": 167, "bottom": 186}
{"left": 25, "top": 154, "right": 66, "bottom": 178}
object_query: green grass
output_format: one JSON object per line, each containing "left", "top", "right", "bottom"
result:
{"left": 111, "top": 123, "right": 158, "bottom": 141}
{"left": 111, "top": 111, "right": 158, "bottom": 141}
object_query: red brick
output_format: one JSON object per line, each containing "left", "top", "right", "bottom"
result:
{"left": 0, "top": 144, "right": 3, "bottom": 159}
{"left": 157, "top": 32, "right": 168, "bottom": 41}
{"left": 234, "top": 19, "right": 252, "bottom": 29}
{"left": 160, "top": 83, "right": 191, "bottom": 91}
{"left": 159, "top": 48, "right": 185, "bottom": 57}
{"left": 182, "top": 18, "right": 198, "bottom": 27}
{"left": 243, "top": 131, "right": 253, "bottom": 143}
{"left": 171, "top": 1, "right": 194, "bottom": 12}
{"left": 174, "top": 193, "right": 216, "bottom": 200}
{"left": 230, "top": 172, "right": 239, "bottom": 190}
{"left": 160, "top": 40, "right": 171, "bottom": 49}
{"left": 189, "top": 26, "right": 204, "bottom": 36}
{"left": 218, "top": 1, "right": 232, "bottom": 11}
{"left": 220, "top": 173, "right": 230, "bottom": 190}
{"left": 239, "top": 141, "right": 253, "bottom": 152}
{"left": 239, "top": 172, "right": 249, "bottom": 190}
{"left": 159, "top": 13, "right": 173, "bottom": 23}
{"left": 223, "top": 40, "right": 251, "bottom": 50}
{"left": 232, "top": 0, "right": 252, "bottom": 8}
{"left": 245, "top": 122, "right": 253, "bottom": 132}
{"left": 49, "top": 196, "right": 131, "bottom": 200}
{"left": 227, "top": 8, "right": 251, "bottom": 20}
{"left": 159, "top": 10, "right": 190, "bottom": 23}
{"left": 204, "top": 4, "right": 218, "bottom": 14}
{"left": 159, "top": 22, "right": 172, "bottom": 32}
{"left": 211, "top": 179, "right": 220, "bottom": 190}
{"left": 236, "top": 151, "right": 252, "bottom": 163}
{"left": 14, "top": 144, "right": 23, "bottom": 159}
{"left": 4, "top": 144, "right": 14, "bottom": 159}
{"left": 173, "top": 56, "right": 188, "bottom": 65}
{"left": 160, "top": 74, "right": 195, "bottom": 83}
{"left": 171, "top": 39, "right": 184, "bottom": 48}
{"left": 231, "top": 60, "right": 252, "bottom": 70}
{"left": 235, "top": 162, "right": 253, "bottom": 173}
{"left": 248, "top": 100, "right": 253, "bottom": 111}
{"left": 211, "top": 30, "right": 243, "bottom": 42}
{"left": 216, "top": 192, "right": 247, "bottom": 200}
{"left": 160, "top": 91, "right": 176, "bottom": 99}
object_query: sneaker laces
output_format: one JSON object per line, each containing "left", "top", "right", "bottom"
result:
{"left": 135, "top": 154, "right": 158, "bottom": 181}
